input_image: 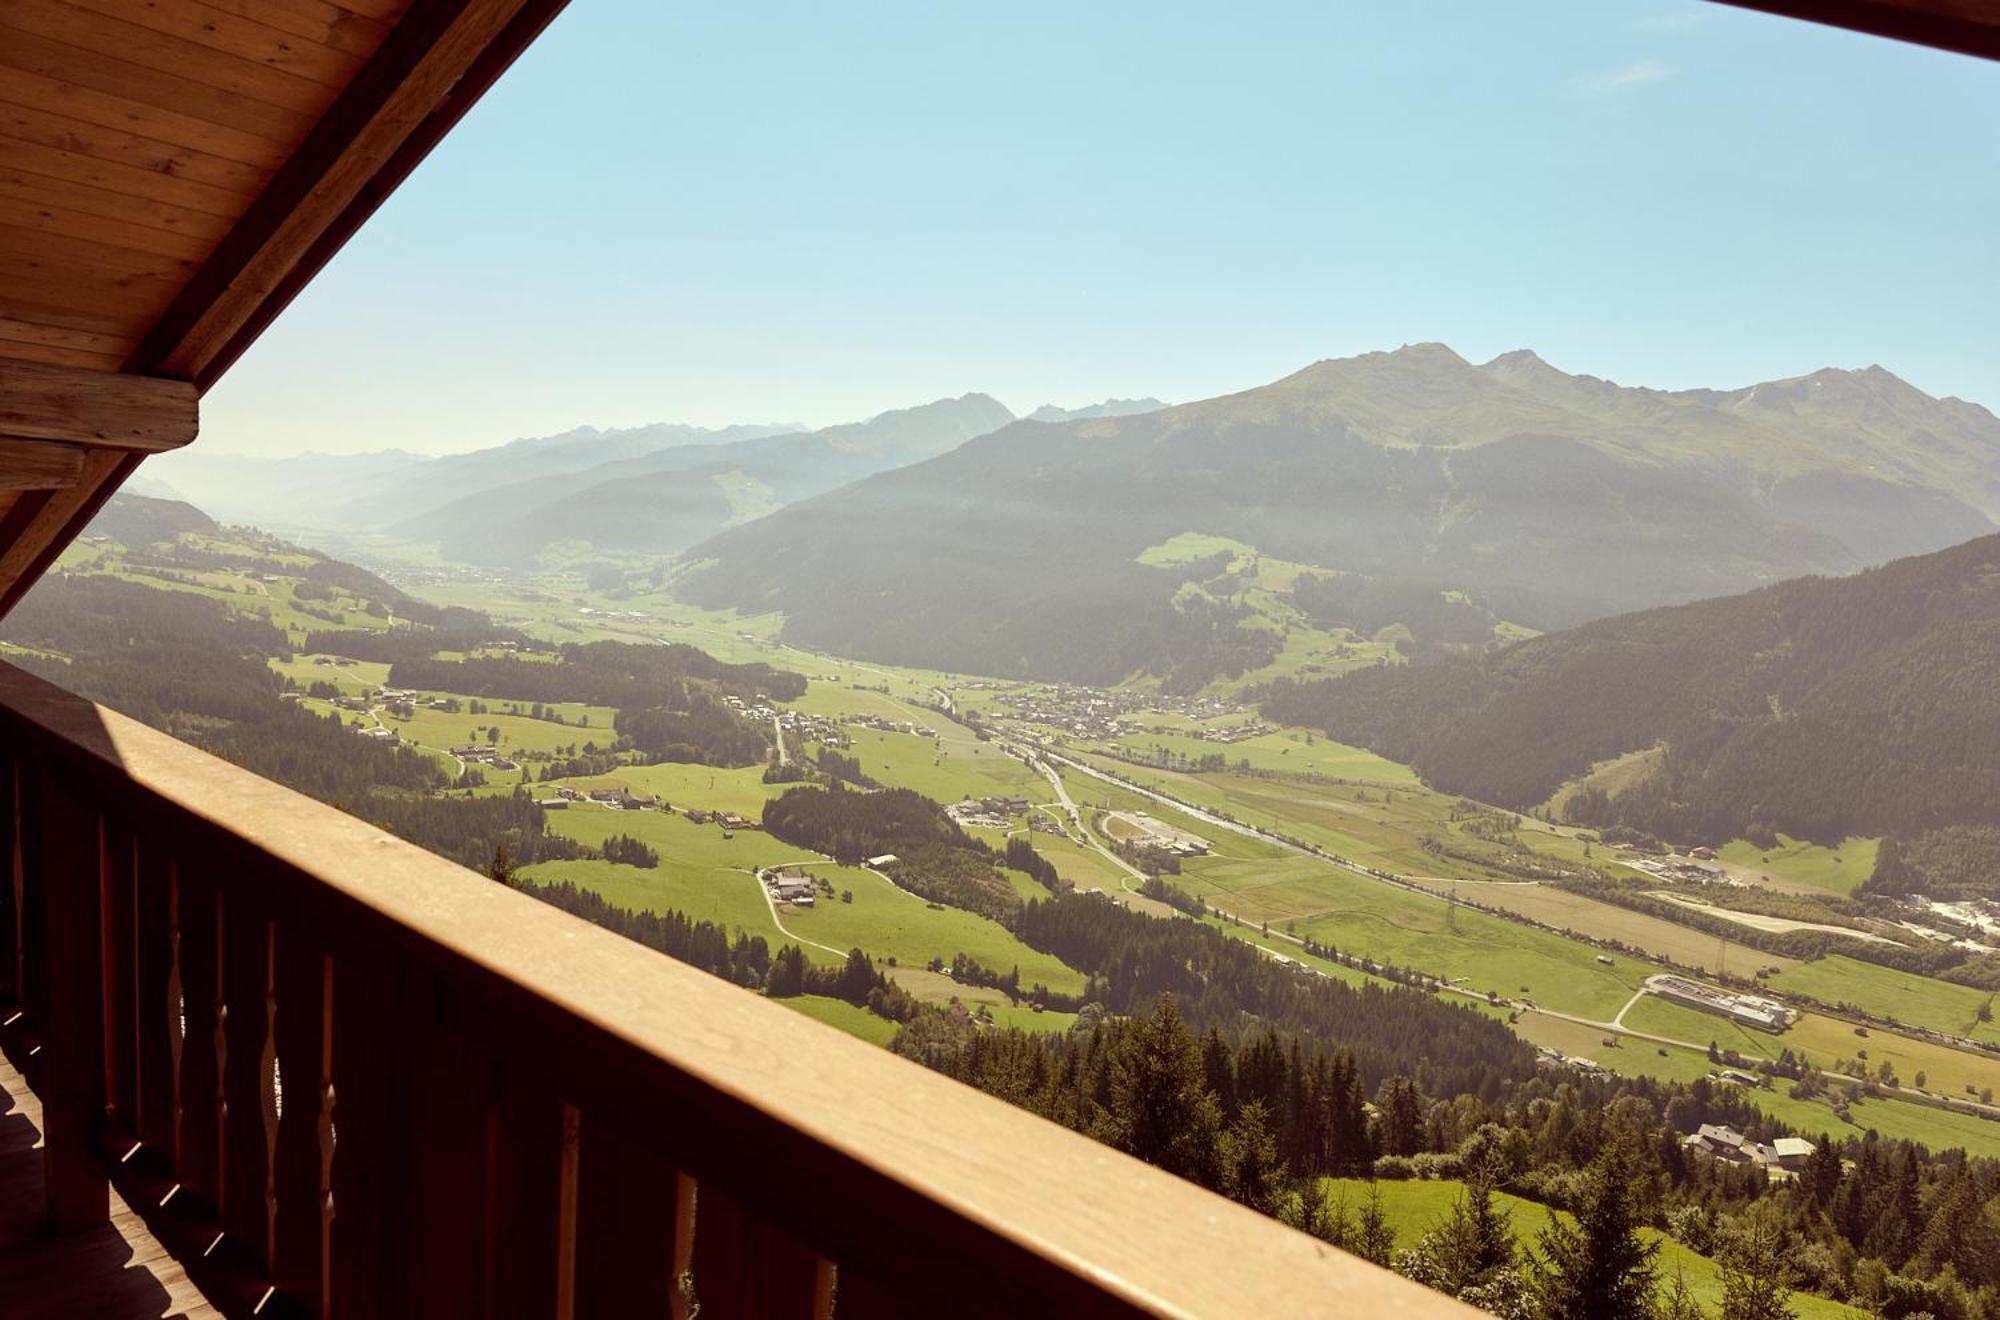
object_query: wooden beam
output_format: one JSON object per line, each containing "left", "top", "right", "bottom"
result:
{"left": 127, "top": 0, "right": 572, "bottom": 387}
{"left": 0, "top": 440, "right": 85, "bottom": 491}
{"left": 1709, "top": 0, "right": 2000, "bottom": 61}
{"left": 0, "top": 360, "right": 196, "bottom": 452}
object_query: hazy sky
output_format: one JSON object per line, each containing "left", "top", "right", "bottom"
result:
{"left": 192, "top": 1, "right": 2000, "bottom": 457}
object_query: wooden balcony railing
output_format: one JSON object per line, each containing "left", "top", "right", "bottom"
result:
{"left": 0, "top": 657, "right": 1464, "bottom": 1318}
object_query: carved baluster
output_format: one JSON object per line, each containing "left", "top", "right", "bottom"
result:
{"left": 27, "top": 769, "right": 108, "bottom": 1229}
{"left": 132, "top": 850, "right": 177, "bottom": 1155}
{"left": 174, "top": 869, "right": 222, "bottom": 1210}
{"left": 221, "top": 897, "right": 276, "bottom": 1268}
{"left": 689, "top": 1180, "right": 828, "bottom": 1318}
{"left": 273, "top": 928, "right": 332, "bottom": 1315}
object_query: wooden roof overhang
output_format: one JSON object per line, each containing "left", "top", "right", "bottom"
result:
{"left": 0, "top": 0, "right": 569, "bottom": 616}
{"left": 0, "top": 0, "right": 1992, "bottom": 623}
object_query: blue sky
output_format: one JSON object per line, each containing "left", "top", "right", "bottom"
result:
{"left": 196, "top": 1, "right": 2000, "bottom": 455}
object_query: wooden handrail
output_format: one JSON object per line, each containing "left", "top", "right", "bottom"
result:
{"left": 0, "top": 658, "right": 1467, "bottom": 1317}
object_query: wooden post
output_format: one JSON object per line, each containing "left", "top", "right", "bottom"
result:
{"left": 99, "top": 819, "right": 137, "bottom": 1128}
{"left": 174, "top": 868, "right": 223, "bottom": 1209}
{"left": 575, "top": 1111, "right": 686, "bottom": 1316}
{"left": 688, "top": 1181, "right": 824, "bottom": 1318}
{"left": 30, "top": 771, "right": 109, "bottom": 1230}
{"left": 132, "top": 849, "right": 177, "bottom": 1153}
{"left": 273, "top": 932, "right": 332, "bottom": 1314}
{"left": 486, "top": 1073, "right": 564, "bottom": 1320}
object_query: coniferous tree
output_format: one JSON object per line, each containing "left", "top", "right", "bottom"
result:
{"left": 1107, "top": 997, "right": 1224, "bottom": 1191}
{"left": 1352, "top": 1183, "right": 1396, "bottom": 1267}
{"left": 1528, "top": 1142, "right": 1658, "bottom": 1320}
{"left": 1718, "top": 1218, "right": 1796, "bottom": 1320}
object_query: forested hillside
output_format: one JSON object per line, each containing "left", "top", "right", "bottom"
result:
{"left": 682, "top": 345, "right": 1998, "bottom": 684}
{"left": 1262, "top": 534, "right": 2000, "bottom": 847}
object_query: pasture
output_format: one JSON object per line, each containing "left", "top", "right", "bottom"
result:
{"left": 1445, "top": 881, "right": 1793, "bottom": 977}
{"left": 1317, "top": 1178, "right": 1864, "bottom": 1320}
{"left": 1717, "top": 835, "right": 1880, "bottom": 897}
{"left": 1766, "top": 956, "right": 2000, "bottom": 1044}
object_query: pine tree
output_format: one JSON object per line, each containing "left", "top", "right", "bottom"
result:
{"left": 487, "top": 840, "right": 515, "bottom": 886}
{"left": 1658, "top": 1266, "right": 1708, "bottom": 1320}
{"left": 1107, "top": 997, "right": 1223, "bottom": 1191}
{"left": 1718, "top": 1218, "right": 1795, "bottom": 1320}
{"left": 1528, "top": 1142, "right": 1658, "bottom": 1320}
{"left": 1222, "top": 1099, "right": 1284, "bottom": 1215}
{"left": 1408, "top": 1167, "right": 1516, "bottom": 1297}
{"left": 1353, "top": 1182, "right": 1396, "bottom": 1267}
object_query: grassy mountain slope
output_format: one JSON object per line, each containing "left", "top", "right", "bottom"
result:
{"left": 1262, "top": 534, "right": 2000, "bottom": 848}
{"left": 681, "top": 344, "right": 1997, "bottom": 681}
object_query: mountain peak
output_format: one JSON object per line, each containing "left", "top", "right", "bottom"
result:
{"left": 1484, "top": 348, "right": 1553, "bottom": 371}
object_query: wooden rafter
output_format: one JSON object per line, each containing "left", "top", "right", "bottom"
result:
{"left": 0, "top": 0, "right": 573, "bottom": 618}
{"left": 1710, "top": 0, "right": 2000, "bottom": 62}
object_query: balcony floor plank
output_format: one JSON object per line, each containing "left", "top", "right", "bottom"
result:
{"left": 0, "top": 1054, "right": 222, "bottom": 1319}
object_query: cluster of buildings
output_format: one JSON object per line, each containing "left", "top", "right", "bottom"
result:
{"left": 993, "top": 684, "right": 1257, "bottom": 743}
{"left": 946, "top": 795, "right": 1031, "bottom": 829}
{"left": 1645, "top": 975, "right": 1795, "bottom": 1030}
{"left": 1629, "top": 855, "right": 1735, "bottom": 885}
{"left": 1108, "top": 811, "right": 1211, "bottom": 857}
{"left": 574, "top": 606, "right": 653, "bottom": 622}
{"left": 683, "top": 808, "right": 755, "bottom": 831}
{"left": 1683, "top": 1125, "right": 1816, "bottom": 1180}
{"left": 842, "top": 711, "right": 935, "bottom": 738}
{"left": 764, "top": 868, "right": 819, "bottom": 908}
{"left": 449, "top": 744, "right": 519, "bottom": 772}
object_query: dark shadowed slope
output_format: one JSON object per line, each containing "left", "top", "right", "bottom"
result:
{"left": 1263, "top": 534, "right": 2000, "bottom": 848}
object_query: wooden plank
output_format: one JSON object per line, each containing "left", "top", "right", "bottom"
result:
{"left": 0, "top": 101, "right": 275, "bottom": 197}
{"left": 0, "top": 133, "right": 254, "bottom": 218}
{"left": 0, "top": 251, "right": 185, "bottom": 327}
{"left": 0, "top": 753, "right": 16, "bottom": 1018}
{"left": 0, "top": 360, "right": 197, "bottom": 451}
{"left": 131, "top": 848, "right": 176, "bottom": 1155}
{"left": 6, "top": 1, "right": 349, "bottom": 119}
{"left": 196, "top": 0, "right": 399, "bottom": 63}
{"left": 0, "top": 63, "right": 285, "bottom": 169}
{"left": 97, "top": 818, "right": 135, "bottom": 1128}
{"left": 27, "top": 771, "right": 108, "bottom": 1231}
{"left": 0, "top": 161, "right": 238, "bottom": 246}
{"left": 0, "top": 188, "right": 219, "bottom": 265}
{"left": 134, "top": 0, "right": 550, "bottom": 382}
{"left": 0, "top": 22, "right": 309, "bottom": 147}
{"left": 327, "top": 950, "right": 394, "bottom": 1318}
{"left": 0, "top": 315, "right": 136, "bottom": 360}
{"left": 0, "top": 440, "right": 85, "bottom": 491}
{"left": 575, "top": 1114, "right": 684, "bottom": 1317}
{"left": 487, "top": 1069, "right": 565, "bottom": 1320}
{"left": 689, "top": 1182, "right": 825, "bottom": 1319}
{"left": 172, "top": 865, "right": 222, "bottom": 1211}
{"left": 57, "top": 0, "right": 371, "bottom": 91}
{"left": 271, "top": 934, "right": 330, "bottom": 1315}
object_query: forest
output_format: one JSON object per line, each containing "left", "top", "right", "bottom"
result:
{"left": 1263, "top": 534, "right": 2000, "bottom": 848}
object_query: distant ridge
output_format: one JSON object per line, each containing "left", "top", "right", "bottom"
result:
{"left": 1027, "top": 398, "right": 1167, "bottom": 424}
{"left": 680, "top": 344, "right": 2000, "bottom": 683}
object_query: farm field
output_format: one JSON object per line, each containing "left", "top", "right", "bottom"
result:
{"left": 1766, "top": 956, "right": 2000, "bottom": 1045}
{"left": 1650, "top": 893, "right": 1896, "bottom": 944}
{"left": 537, "top": 763, "right": 783, "bottom": 820}
{"left": 270, "top": 654, "right": 391, "bottom": 696}
{"left": 782, "top": 995, "right": 900, "bottom": 1046}
{"left": 1102, "top": 727, "right": 1418, "bottom": 783}
{"left": 1317, "top": 1178, "right": 1865, "bottom": 1320}
{"left": 842, "top": 726, "right": 1043, "bottom": 805}
{"left": 1440, "top": 880, "right": 1794, "bottom": 977}
{"left": 1717, "top": 835, "right": 1879, "bottom": 896}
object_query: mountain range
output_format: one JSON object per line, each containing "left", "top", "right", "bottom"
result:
{"left": 151, "top": 394, "right": 1167, "bottom": 567}
{"left": 677, "top": 344, "right": 2000, "bottom": 682}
